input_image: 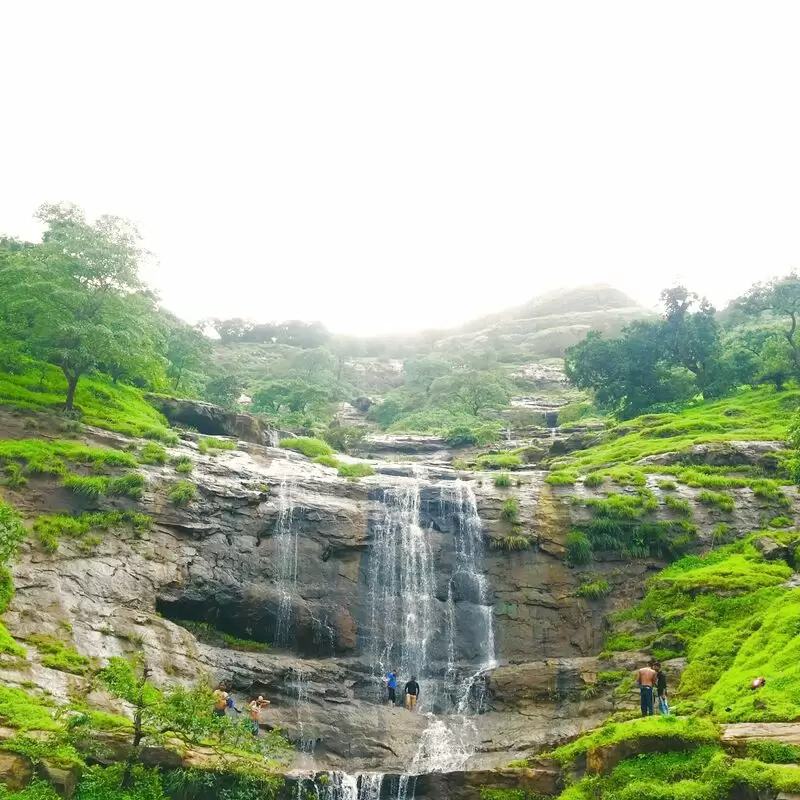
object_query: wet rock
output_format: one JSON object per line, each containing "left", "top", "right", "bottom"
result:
{"left": 0, "top": 752, "right": 33, "bottom": 791}
{"left": 38, "top": 760, "right": 80, "bottom": 797}
{"left": 637, "top": 440, "right": 786, "bottom": 470}
{"left": 753, "top": 536, "right": 793, "bottom": 563}
{"left": 145, "top": 395, "right": 277, "bottom": 445}
{"left": 363, "top": 434, "right": 448, "bottom": 455}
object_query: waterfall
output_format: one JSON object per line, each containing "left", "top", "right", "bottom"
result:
{"left": 274, "top": 472, "right": 299, "bottom": 647}
{"left": 367, "top": 478, "right": 435, "bottom": 689}
{"left": 314, "top": 772, "right": 384, "bottom": 800}
{"left": 287, "top": 667, "right": 315, "bottom": 755}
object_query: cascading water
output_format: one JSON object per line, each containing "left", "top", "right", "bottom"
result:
{"left": 274, "top": 472, "right": 299, "bottom": 647}
{"left": 367, "top": 477, "right": 435, "bottom": 691}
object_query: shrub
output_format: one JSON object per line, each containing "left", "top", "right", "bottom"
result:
{"left": 107, "top": 473, "right": 145, "bottom": 499}
{"left": 493, "top": 473, "right": 512, "bottom": 488}
{"left": 172, "top": 455, "right": 193, "bottom": 474}
{"left": 566, "top": 531, "right": 592, "bottom": 565}
{"left": 169, "top": 481, "right": 197, "bottom": 507}
{"left": 313, "top": 455, "right": 341, "bottom": 469}
{"left": 2, "top": 463, "right": 27, "bottom": 489}
{"left": 198, "top": 436, "right": 237, "bottom": 451}
{"left": 279, "top": 437, "right": 334, "bottom": 458}
{"left": 584, "top": 472, "right": 604, "bottom": 488}
{"left": 698, "top": 490, "right": 735, "bottom": 513}
{"left": 665, "top": 496, "right": 692, "bottom": 516}
{"left": 491, "top": 536, "right": 530, "bottom": 551}
{"left": 337, "top": 463, "right": 375, "bottom": 479}
{"left": 139, "top": 442, "right": 167, "bottom": 465}
{"left": 576, "top": 577, "right": 611, "bottom": 599}
{"left": 27, "top": 634, "right": 90, "bottom": 675}
{"left": 500, "top": 498, "right": 520, "bottom": 523}
{"left": 546, "top": 471, "right": 577, "bottom": 485}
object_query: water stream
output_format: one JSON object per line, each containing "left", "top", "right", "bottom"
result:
{"left": 274, "top": 471, "right": 299, "bottom": 647}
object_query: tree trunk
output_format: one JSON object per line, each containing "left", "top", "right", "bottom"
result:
{"left": 63, "top": 372, "right": 80, "bottom": 411}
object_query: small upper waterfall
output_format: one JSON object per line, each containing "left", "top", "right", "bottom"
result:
{"left": 274, "top": 471, "right": 300, "bottom": 647}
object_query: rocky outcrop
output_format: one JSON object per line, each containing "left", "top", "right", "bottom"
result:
{"left": 637, "top": 440, "right": 786, "bottom": 471}
{"left": 145, "top": 394, "right": 278, "bottom": 445}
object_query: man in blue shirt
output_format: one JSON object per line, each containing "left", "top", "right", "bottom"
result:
{"left": 385, "top": 671, "right": 398, "bottom": 705}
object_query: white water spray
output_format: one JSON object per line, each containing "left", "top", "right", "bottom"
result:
{"left": 275, "top": 472, "right": 299, "bottom": 647}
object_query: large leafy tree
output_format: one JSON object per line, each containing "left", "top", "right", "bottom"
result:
{"left": 0, "top": 204, "right": 160, "bottom": 410}
{"left": 429, "top": 370, "right": 511, "bottom": 416}
{"left": 164, "top": 316, "right": 212, "bottom": 393}
{"left": 738, "top": 273, "right": 800, "bottom": 374}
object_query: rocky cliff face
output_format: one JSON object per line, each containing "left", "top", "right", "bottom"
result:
{"left": 0, "top": 407, "right": 793, "bottom": 789}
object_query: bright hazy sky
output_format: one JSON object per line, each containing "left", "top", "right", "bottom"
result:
{"left": 2, "top": 2, "right": 800, "bottom": 335}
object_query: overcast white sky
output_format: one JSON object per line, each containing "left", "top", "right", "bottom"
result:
{"left": 2, "top": 2, "right": 800, "bottom": 335}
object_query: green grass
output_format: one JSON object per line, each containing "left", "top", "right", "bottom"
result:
{"left": 769, "top": 516, "right": 793, "bottom": 528}
{"left": 575, "top": 577, "right": 611, "bottom": 600}
{"left": 26, "top": 634, "right": 91, "bottom": 675}
{"left": 546, "top": 716, "right": 719, "bottom": 768}
{"left": 0, "top": 686, "right": 60, "bottom": 731}
{"left": 139, "top": 442, "right": 167, "bottom": 465}
{"left": 697, "top": 489, "right": 735, "bottom": 512}
{"left": 477, "top": 452, "right": 523, "bottom": 470}
{"left": 337, "top": 462, "right": 376, "bottom": 479}
{"left": 198, "top": 436, "right": 237, "bottom": 451}
{"left": 664, "top": 495, "right": 692, "bottom": 516}
{"left": 63, "top": 472, "right": 145, "bottom": 500}
{"left": 583, "top": 472, "right": 604, "bottom": 488}
{"left": 659, "top": 479, "right": 678, "bottom": 491}
{"left": 546, "top": 471, "right": 578, "bottom": 485}
{"left": 279, "top": 437, "right": 334, "bottom": 458}
{"left": 493, "top": 473, "right": 512, "bottom": 487}
{"left": 0, "top": 621, "right": 24, "bottom": 657}
{"left": 566, "top": 531, "right": 592, "bottom": 566}
{"left": 313, "top": 454, "right": 340, "bottom": 468}
{"left": 171, "top": 455, "right": 194, "bottom": 473}
{"left": 490, "top": 536, "right": 530, "bottom": 551}
{"left": 0, "top": 439, "right": 137, "bottom": 471}
{"left": 553, "top": 386, "right": 800, "bottom": 473}
{"left": 33, "top": 511, "right": 152, "bottom": 553}
{"left": 2, "top": 463, "right": 27, "bottom": 489}
{"left": 0, "top": 362, "right": 173, "bottom": 439}
{"left": 168, "top": 480, "right": 197, "bottom": 506}
{"left": 500, "top": 497, "right": 520, "bottom": 523}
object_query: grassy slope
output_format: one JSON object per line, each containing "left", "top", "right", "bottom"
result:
{"left": 554, "top": 386, "right": 800, "bottom": 472}
{"left": 0, "top": 363, "right": 171, "bottom": 438}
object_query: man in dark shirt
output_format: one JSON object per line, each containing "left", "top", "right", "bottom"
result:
{"left": 404, "top": 676, "right": 420, "bottom": 711}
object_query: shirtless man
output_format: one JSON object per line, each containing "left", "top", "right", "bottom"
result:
{"left": 248, "top": 695, "right": 270, "bottom": 735}
{"left": 637, "top": 661, "right": 657, "bottom": 717}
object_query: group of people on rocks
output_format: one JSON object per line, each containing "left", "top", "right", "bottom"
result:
{"left": 636, "top": 660, "right": 669, "bottom": 716}
{"left": 213, "top": 686, "right": 270, "bottom": 735}
{"left": 383, "top": 670, "right": 421, "bottom": 710}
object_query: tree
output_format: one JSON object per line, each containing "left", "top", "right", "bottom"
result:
{"left": 212, "top": 317, "right": 254, "bottom": 343}
{"left": 0, "top": 203, "right": 160, "bottom": 410}
{"left": 403, "top": 355, "right": 452, "bottom": 396}
{"left": 204, "top": 374, "right": 243, "bottom": 409}
{"left": 739, "top": 273, "right": 800, "bottom": 374}
{"left": 429, "top": 370, "right": 511, "bottom": 416}
{"left": 251, "top": 379, "right": 328, "bottom": 415}
{"left": 164, "top": 318, "right": 212, "bottom": 394}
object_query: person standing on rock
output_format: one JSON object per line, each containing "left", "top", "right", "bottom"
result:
{"left": 404, "top": 676, "right": 420, "bottom": 711}
{"left": 248, "top": 695, "right": 270, "bottom": 735}
{"left": 655, "top": 662, "right": 669, "bottom": 715}
{"left": 636, "top": 661, "right": 657, "bottom": 717}
{"left": 213, "top": 687, "right": 229, "bottom": 717}
{"left": 385, "top": 670, "right": 398, "bottom": 705}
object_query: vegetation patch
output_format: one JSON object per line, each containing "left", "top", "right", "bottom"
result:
{"left": 171, "top": 454, "right": 194, "bottom": 474}
{"left": 63, "top": 472, "right": 145, "bottom": 501}
{"left": 198, "top": 436, "right": 237, "bottom": 452}
{"left": 175, "top": 619, "right": 271, "bottom": 652}
{"left": 490, "top": 536, "right": 530, "bottom": 552}
{"left": 493, "top": 473, "right": 512, "bottom": 487}
{"left": 546, "top": 471, "right": 578, "bottom": 485}
{"left": 279, "top": 437, "right": 334, "bottom": 458}
{"left": 575, "top": 576, "right": 611, "bottom": 600}
{"left": 477, "top": 452, "right": 523, "bottom": 470}
{"left": 26, "top": 634, "right": 91, "bottom": 675}
{"left": 139, "top": 442, "right": 167, "bottom": 465}
{"left": 33, "top": 511, "right": 152, "bottom": 553}
{"left": 697, "top": 489, "right": 735, "bottom": 513}
{"left": 664, "top": 495, "right": 692, "bottom": 516}
{"left": 168, "top": 480, "right": 197, "bottom": 506}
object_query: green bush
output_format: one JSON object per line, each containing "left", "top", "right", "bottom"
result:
{"left": 576, "top": 577, "right": 611, "bottom": 599}
{"left": 107, "top": 473, "right": 146, "bottom": 499}
{"left": 698, "top": 490, "right": 735, "bottom": 513}
{"left": 566, "top": 531, "right": 592, "bottom": 566}
{"left": 171, "top": 455, "right": 193, "bottom": 474}
{"left": 337, "top": 463, "right": 375, "bottom": 479}
{"left": 769, "top": 516, "right": 793, "bottom": 528}
{"left": 665, "top": 496, "right": 692, "bottom": 516}
{"left": 27, "top": 634, "right": 90, "bottom": 675}
{"left": 493, "top": 473, "right": 512, "bottom": 487}
{"left": 490, "top": 536, "right": 530, "bottom": 551}
{"left": 198, "top": 436, "right": 237, "bottom": 451}
{"left": 279, "top": 437, "right": 334, "bottom": 458}
{"left": 139, "top": 442, "right": 167, "bottom": 465}
{"left": 476, "top": 452, "right": 522, "bottom": 470}
{"left": 169, "top": 481, "right": 197, "bottom": 507}
{"left": 546, "top": 471, "right": 577, "bottom": 485}
{"left": 500, "top": 498, "right": 520, "bottom": 523}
